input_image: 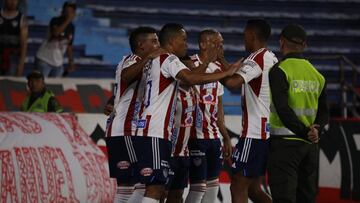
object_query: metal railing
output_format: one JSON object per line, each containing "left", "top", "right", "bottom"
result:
{"left": 309, "top": 55, "right": 360, "bottom": 118}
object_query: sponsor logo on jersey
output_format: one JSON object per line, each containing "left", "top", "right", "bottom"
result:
{"left": 266, "top": 123, "right": 270, "bottom": 133}
{"left": 117, "top": 161, "right": 130, "bottom": 169}
{"left": 202, "top": 82, "right": 217, "bottom": 89}
{"left": 140, "top": 168, "right": 153, "bottom": 177}
{"left": 137, "top": 119, "right": 147, "bottom": 129}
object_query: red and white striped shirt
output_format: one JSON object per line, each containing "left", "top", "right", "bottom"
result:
{"left": 172, "top": 86, "right": 196, "bottom": 157}
{"left": 236, "top": 48, "right": 278, "bottom": 140}
{"left": 109, "top": 54, "right": 146, "bottom": 137}
{"left": 136, "top": 53, "right": 188, "bottom": 140}
{"left": 190, "top": 54, "right": 224, "bottom": 140}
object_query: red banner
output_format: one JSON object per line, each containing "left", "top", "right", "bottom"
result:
{"left": 0, "top": 112, "right": 116, "bottom": 203}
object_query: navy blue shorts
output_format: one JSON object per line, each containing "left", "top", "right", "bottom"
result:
{"left": 106, "top": 136, "right": 137, "bottom": 185}
{"left": 232, "top": 137, "right": 269, "bottom": 177}
{"left": 166, "top": 156, "right": 190, "bottom": 190}
{"left": 188, "top": 139, "right": 222, "bottom": 183}
{"left": 132, "top": 136, "right": 172, "bottom": 186}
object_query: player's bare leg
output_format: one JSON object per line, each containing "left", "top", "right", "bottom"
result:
{"left": 230, "top": 172, "right": 252, "bottom": 203}
{"left": 248, "top": 177, "right": 271, "bottom": 203}
{"left": 166, "top": 189, "right": 184, "bottom": 203}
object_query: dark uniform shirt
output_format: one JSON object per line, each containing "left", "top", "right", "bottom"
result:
{"left": 269, "top": 53, "right": 329, "bottom": 138}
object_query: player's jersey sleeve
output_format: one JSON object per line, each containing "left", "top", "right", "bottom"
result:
{"left": 235, "top": 59, "right": 262, "bottom": 83}
{"left": 161, "top": 55, "right": 189, "bottom": 79}
{"left": 122, "top": 55, "right": 140, "bottom": 70}
{"left": 217, "top": 83, "right": 224, "bottom": 96}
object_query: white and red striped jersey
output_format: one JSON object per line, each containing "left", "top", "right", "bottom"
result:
{"left": 136, "top": 53, "right": 188, "bottom": 140}
{"left": 172, "top": 86, "right": 196, "bottom": 157}
{"left": 108, "top": 54, "right": 146, "bottom": 137}
{"left": 190, "top": 54, "right": 224, "bottom": 140}
{"left": 236, "top": 48, "right": 278, "bottom": 140}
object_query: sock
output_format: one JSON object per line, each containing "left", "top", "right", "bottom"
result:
{"left": 141, "top": 197, "right": 159, "bottom": 203}
{"left": 185, "top": 183, "right": 206, "bottom": 203}
{"left": 128, "top": 184, "right": 145, "bottom": 203}
{"left": 114, "top": 186, "right": 133, "bottom": 203}
{"left": 201, "top": 179, "right": 219, "bottom": 203}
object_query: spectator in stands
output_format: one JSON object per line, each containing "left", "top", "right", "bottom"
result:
{"left": 0, "top": 0, "right": 28, "bottom": 76}
{"left": 268, "top": 23, "right": 329, "bottom": 203}
{"left": 35, "top": 1, "right": 76, "bottom": 77}
{"left": 21, "top": 70, "right": 63, "bottom": 112}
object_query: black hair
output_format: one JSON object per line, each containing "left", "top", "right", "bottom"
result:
{"left": 246, "top": 18, "right": 271, "bottom": 41}
{"left": 129, "top": 26, "right": 157, "bottom": 53}
{"left": 62, "top": 1, "right": 77, "bottom": 11}
{"left": 198, "top": 29, "right": 218, "bottom": 44}
{"left": 159, "top": 23, "right": 184, "bottom": 46}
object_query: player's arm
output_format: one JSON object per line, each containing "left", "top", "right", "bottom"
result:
{"left": 221, "top": 59, "right": 261, "bottom": 90}
{"left": 16, "top": 16, "right": 28, "bottom": 76}
{"left": 221, "top": 74, "right": 245, "bottom": 91}
{"left": 121, "top": 49, "right": 164, "bottom": 85}
{"left": 217, "top": 96, "right": 232, "bottom": 159}
{"left": 176, "top": 60, "right": 242, "bottom": 86}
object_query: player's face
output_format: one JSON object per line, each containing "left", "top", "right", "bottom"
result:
{"left": 173, "top": 29, "right": 188, "bottom": 58}
{"left": 28, "top": 78, "right": 45, "bottom": 93}
{"left": 142, "top": 33, "right": 160, "bottom": 52}
{"left": 243, "top": 27, "right": 254, "bottom": 52}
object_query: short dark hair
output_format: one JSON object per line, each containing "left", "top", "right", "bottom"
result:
{"left": 129, "top": 26, "right": 157, "bottom": 53}
{"left": 198, "top": 29, "right": 218, "bottom": 44}
{"left": 62, "top": 1, "right": 77, "bottom": 11}
{"left": 27, "top": 70, "right": 44, "bottom": 80}
{"left": 159, "top": 23, "right": 184, "bottom": 46}
{"left": 246, "top": 19, "right": 271, "bottom": 41}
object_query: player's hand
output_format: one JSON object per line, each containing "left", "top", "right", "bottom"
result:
{"left": 222, "top": 137, "right": 232, "bottom": 160}
{"left": 224, "top": 58, "right": 243, "bottom": 76}
{"left": 103, "top": 104, "right": 114, "bottom": 116}
{"left": 308, "top": 124, "right": 320, "bottom": 143}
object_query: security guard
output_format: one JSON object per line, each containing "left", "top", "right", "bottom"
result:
{"left": 22, "top": 70, "right": 63, "bottom": 112}
{"left": 268, "top": 24, "right": 329, "bottom": 203}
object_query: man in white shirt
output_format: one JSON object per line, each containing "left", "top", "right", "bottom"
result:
{"left": 222, "top": 19, "right": 278, "bottom": 203}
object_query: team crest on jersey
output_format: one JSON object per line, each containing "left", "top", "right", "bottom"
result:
{"left": 117, "top": 161, "right": 130, "bottom": 169}
{"left": 202, "top": 94, "right": 214, "bottom": 103}
{"left": 12, "top": 20, "right": 18, "bottom": 27}
{"left": 182, "top": 115, "right": 193, "bottom": 127}
{"left": 202, "top": 82, "right": 217, "bottom": 89}
{"left": 140, "top": 168, "right": 153, "bottom": 177}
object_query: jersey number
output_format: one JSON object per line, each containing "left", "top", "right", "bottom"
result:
{"left": 145, "top": 80, "right": 152, "bottom": 108}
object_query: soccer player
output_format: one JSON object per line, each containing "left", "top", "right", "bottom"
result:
{"left": 134, "top": 23, "right": 241, "bottom": 203}
{"left": 185, "top": 29, "right": 232, "bottom": 203}
{"left": 221, "top": 19, "right": 278, "bottom": 203}
{"left": 105, "top": 26, "right": 162, "bottom": 203}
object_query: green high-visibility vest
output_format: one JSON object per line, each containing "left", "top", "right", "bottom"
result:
{"left": 270, "top": 57, "right": 325, "bottom": 138}
{"left": 22, "top": 90, "right": 62, "bottom": 113}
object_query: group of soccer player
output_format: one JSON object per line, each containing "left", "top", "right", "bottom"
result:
{"left": 105, "top": 18, "right": 277, "bottom": 203}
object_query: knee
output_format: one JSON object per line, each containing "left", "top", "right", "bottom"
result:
{"left": 166, "top": 190, "right": 184, "bottom": 203}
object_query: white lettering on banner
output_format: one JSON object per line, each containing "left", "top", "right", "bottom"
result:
{"left": 0, "top": 112, "right": 116, "bottom": 203}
